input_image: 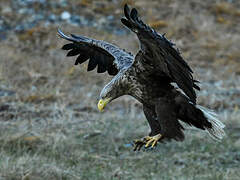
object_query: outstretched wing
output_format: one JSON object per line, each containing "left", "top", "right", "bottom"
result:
{"left": 58, "top": 29, "right": 134, "bottom": 76}
{"left": 121, "top": 4, "right": 200, "bottom": 104}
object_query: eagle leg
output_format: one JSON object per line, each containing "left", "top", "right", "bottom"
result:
{"left": 145, "top": 133, "right": 162, "bottom": 148}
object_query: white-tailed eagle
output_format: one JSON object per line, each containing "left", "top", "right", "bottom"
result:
{"left": 58, "top": 4, "right": 225, "bottom": 151}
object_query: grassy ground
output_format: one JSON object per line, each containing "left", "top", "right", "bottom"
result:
{"left": 1, "top": 0, "right": 240, "bottom": 179}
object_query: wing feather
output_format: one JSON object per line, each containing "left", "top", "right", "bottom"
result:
{"left": 76, "top": 53, "right": 89, "bottom": 65}
{"left": 88, "top": 56, "right": 98, "bottom": 71}
{"left": 66, "top": 48, "right": 80, "bottom": 57}
{"left": 121, "top": 4, "right": 199, "bottom": 103}
{"left": 58, "top": 29, "right": 134, "bottom": 76}
{"left": 124, "top": 4, "right": 131, "bottom": 20}
{"left": 62, "top": 43, "right": 75, "bottom": 50}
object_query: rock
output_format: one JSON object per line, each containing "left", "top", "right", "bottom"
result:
{"left": 17, "top": 0, "right": 46, "bottom": 6}
{"left": 114, "top": 28, "right": 127, "bottom": 36}
{"left": 99, "top": 17, "right": 107, "bottom": 25}
{"left": 0, "top": 0, "right": 128, "bottom": 39}
{"left": 2, "top": 7, "right": 12, "bottom": 14}
{"left": 15, "top": 24, "right": 25, "bottom": 32}
{"left": 70, "top": 15, "right": 81, "bottom": 26}
{"left": 18, "top": 8, "right": 34, "bottom": 15}
{"left": 48, "top": 14, "right": 57, "bottom": 23}
{"left": 80, "top": 16, "right": 91, "bottom": 26}
{"left": 15, "top": 21, "right": 36, "bottom": 33}
{"left": 0, "top": 89, "right": 16, "bottom": 97}
{"left": 59, "top": 0, "right": 68, "bottom": 7}
{"left": 34, "top": 14, "right": 45, "bottom": 21}
{"left": 0, "top": 104, "right": 10, "bottom": 112}
{"left": 0, "top": 33, "right": 7, "bottom": 41}
{"left": 107, "top": 15, "right": 114, "bottom": 21}
{"left": 61, "top": 11, "right": 71, "bottom": 20}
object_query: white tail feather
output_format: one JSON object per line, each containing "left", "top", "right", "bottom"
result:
{"left": 197, "top": 105, "right": 226, "bottom": 140}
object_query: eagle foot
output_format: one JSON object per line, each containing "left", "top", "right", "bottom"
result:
{"left": 133, "top": 134, "right": 162, "bottom": 151}
{"left": 145, "top": 133, "right": 162, "bottom": 148}
{"left": 133, "top": 136, "right": 150, "bottom": 151}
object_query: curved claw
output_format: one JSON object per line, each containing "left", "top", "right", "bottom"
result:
{"left": 145, "top": 134, "right": 162, "bottom": 148}
{"left": 133, "top": 134, "right": 162, "bottom": 151}
{"left": 133, "top": 141, "right": 144, "bottom": 151}
{"left": 133, "top": 136, "right": 150, "bottom": 151}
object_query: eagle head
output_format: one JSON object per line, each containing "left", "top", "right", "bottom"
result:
{"left": 98, "top": 77, "right": 126, "bottom": 112}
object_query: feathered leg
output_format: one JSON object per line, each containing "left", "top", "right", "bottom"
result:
{"left": 155, "top": 97, "right": 185, "bottom": 142}
{"left": 143, "top": 106, "right": 161, "bottom": 136}
{"left": 133, "top": 105, "right": 161, "bottom": 151}
{"left": 142, "top": 97, "right": 188, "bottom": 147}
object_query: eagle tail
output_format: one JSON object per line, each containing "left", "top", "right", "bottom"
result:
{"left": 197, "top": 105, "right": 226, "bottom": 141}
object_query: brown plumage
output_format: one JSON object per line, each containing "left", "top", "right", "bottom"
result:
{"left": 58, "top": 4, "right": 225, "bottom": 151}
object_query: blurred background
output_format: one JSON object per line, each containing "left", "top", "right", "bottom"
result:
{"left": 0, "top": 0, "right": 240, "bottom": 179}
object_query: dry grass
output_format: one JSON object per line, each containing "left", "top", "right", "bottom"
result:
{"left": 1, "top": 0, "right": 240, "bottom": 179}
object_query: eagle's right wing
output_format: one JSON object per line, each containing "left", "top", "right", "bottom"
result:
{"left": 58, "top": 29, "right": 134, "bottom": 76}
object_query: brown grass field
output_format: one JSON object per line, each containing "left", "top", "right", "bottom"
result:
{"left": 0, "top": 0, "right": 240, "bottom": 179}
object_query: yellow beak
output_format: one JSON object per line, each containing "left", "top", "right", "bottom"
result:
{"left": 98, "top": 98, "right": 111, "bottom": 112}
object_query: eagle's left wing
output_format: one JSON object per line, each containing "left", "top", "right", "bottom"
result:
{"left": 121, "top": 4, "right": 199, "bottom": 104}
{"left": 58, "top": 29, "right": 133, "bottom": 76}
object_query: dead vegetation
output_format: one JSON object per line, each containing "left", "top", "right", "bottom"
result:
{"left": 0, "top": 0, "right": 240, "bottom": 179}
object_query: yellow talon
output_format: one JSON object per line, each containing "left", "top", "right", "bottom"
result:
{"left": 134, "top": 136, "right": 150, "bottom": 144}
{"left": 144, "top": 134, "right": 162, "bottom": 148}
{"left": 143, "top": 136, "right": 152, "bottom": 141}
{"left": 151, "top": 139, "right": 158, "bottom": 147}
{"left": 133, "top": 136, "right": 151, "bottom": 151}
{"left": 133, "top": 134, "right": 162, "bottom": 151}
{"left": 145, "top": 139, "right": 154, "bottom": 147}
